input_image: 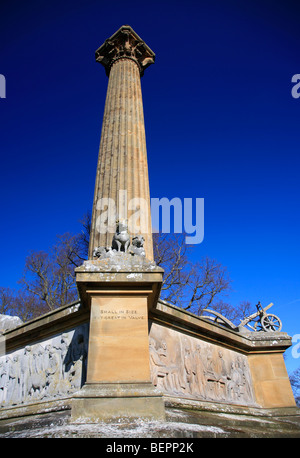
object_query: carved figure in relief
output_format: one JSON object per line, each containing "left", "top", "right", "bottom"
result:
{"left": 226, "top": 356, "right": 254, "bottom": 403}
{"left": 149, "top": 338, "right": 169, "bottom": 388}
{"left": 149, "top": 338, "right": 180, "bottom": 392}
{"left": 20, "top": 347, "right": 31, "bottom": 400}
{"left": 156, "top": 341, "right": 169, "bottom": 391}
{"left": 158, "top": 341, "right": 182, "bottom": 392}
{"left": 194, "top": 345, "right": 206, "bottom": 397}
{"left": 58, "top": 333, "right": 71, "bottom": 381}
{"left": 184, "top": 345, "right": 198, "bottom": 394}
{"left": 45, "top": 349, "right": 60, "bottom": 397}
{"left": 24, "top": 346, "right": 34, "bottom": 400}
{"left": 227, "top": 360, "right": 242, "bottom": 401}
{"left": 148, "top": 327, "right": 255, "bottom": 406}
{"left": 28, "top": 345, "right": 47, "bottom": 399}
{"left": 0, "top": 359, "right": 8, "bottom": 404}
{"left": 229, "top": 356, "right": 252, "bottom": 403}
{"left": 0, "top": 324, "right": 89, "bottom": 407}
{"left": 207, "top": 350, "right": 227, "bottom": 401}
{"left": 68, "top": 332, "right": 88, "bottom": 390}
{"left": 241, "top": 358, "right": 254, "bottom": 400}
{"left": 169, "top": 365, "right": 185, "bottom": 394}
{"left": 149, "top": 337, "right": 185, "bottom": 394}
{"left": 6, "top": 356, "right": 20, "bottom": 405}
{"left": 203, "top": 348, "right": 219, "bottom": 399}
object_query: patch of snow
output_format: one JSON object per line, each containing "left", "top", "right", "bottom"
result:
{"left": 126, "top": 273, "right": 143, "bottom": 279}
{"left": 0, "top": 418, "right": 225, "bottom": 438}
{"left": 215, "top": 413, "right": 274, "bottom": 424}
{"left": 0, "top": 314, "right": 23, "bottom": 333}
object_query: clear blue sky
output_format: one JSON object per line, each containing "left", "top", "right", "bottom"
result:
{"left": 1, "top": 0, "right": 300, "bottom": 373}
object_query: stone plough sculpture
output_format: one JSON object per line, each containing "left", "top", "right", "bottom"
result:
{"left": 201, "top": 302, "right": 282, "bottom": 333}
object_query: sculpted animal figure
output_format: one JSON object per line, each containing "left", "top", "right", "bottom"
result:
{"left": 112, "top": 220, "right": 130, "bottom": 253}
{"left": 93, "top": 246, "right": 108, "bottom": 258}
{"left": 129, "top": 235, "right": 145, "bottom": 257}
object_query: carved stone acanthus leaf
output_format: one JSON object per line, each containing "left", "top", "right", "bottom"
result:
{"left": 95, "top": 25, "right": 155, "bottom": 76}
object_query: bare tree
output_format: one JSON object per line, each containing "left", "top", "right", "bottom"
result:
{"left": 1, "top": 216, "right": 250, "bottom": 322}
{"left": 153, "top": 232, "right": 192, "bottom": 305}
{"left": 18, "top": 229, "right": 238, "bottom": 318}
{"left": 0, "top": 287, "right": 14, "bottom": 315}
{"left": 183, "top": 257, "right": 231, "bottom": 314}
{"left": 208, "top": 300, "right": 253, "bottom": 326}
{"left": 19, "top": 233, "right": 82, "bottom": 312}
{"left": 0, "top": 214, "right": 91, "bottom": 319}
{"left": 153, "top": 233, "right": 231, "bottom": 315}
{"left": 0, "top": 286, "right": 46, "bottom": 321}
{"left": 153, "top": 233, "right": 256, "bottom": 321}
{"left": 77, "top": 211, "right": 91, "bottom": 259}
{"left": 18, "top": 213, "right": 91, "bottom": 314}
{"left": 290, "top": 367, "right": 300, "bottom": 407}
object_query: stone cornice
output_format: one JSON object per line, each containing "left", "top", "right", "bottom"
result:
{"left": 95, "top": 25, "right": 155, "bottom": 76}
{"left": 0, "top": 301, "right": 89, "bottom": 353}
{"left": 150, "top": 299, "right": 292, "bottom": 355}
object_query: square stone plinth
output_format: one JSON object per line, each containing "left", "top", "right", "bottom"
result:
{"left": 87, "top": 295, "right": 151, "bottom": 383}
{"left": 73, "top": 257, "right": 165, "bottom": 422}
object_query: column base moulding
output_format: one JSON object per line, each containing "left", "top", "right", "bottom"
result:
{"left": 71, "top": 382, "right": 166, "bottom": 422}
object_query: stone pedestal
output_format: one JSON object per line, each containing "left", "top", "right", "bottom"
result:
{"left": 72, "top": 256, "right": 166, "bottom": 422}
{"left": 248, "top": 345, "right": 296, "bottom": 408}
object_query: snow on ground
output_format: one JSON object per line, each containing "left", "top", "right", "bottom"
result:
{"left": 1, "top": 417, "right": 225, "bottom": 438}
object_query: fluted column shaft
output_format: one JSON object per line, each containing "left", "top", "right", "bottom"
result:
{"left": 89, "top": 56, "right": 153, "bottom": 260}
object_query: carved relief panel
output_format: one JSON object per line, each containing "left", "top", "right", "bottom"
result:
{"left": 149, "top": 322, "right": 255, "bottom": 406}
{"left": 0, "top": 323, "right": 89, "bottom": 408}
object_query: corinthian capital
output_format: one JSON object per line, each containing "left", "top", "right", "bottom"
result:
{"left": 95, "top": 25, "right": 155, "bottom": 76}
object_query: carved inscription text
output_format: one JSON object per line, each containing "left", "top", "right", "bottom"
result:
{"left": 99, "top": 309, "right": 145, "bottom": 320}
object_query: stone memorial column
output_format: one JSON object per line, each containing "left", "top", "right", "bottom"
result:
{"left": 72, "top": 26, "right": 165, "bottom": 422}
{"left": 88, "top": 25, "right": 155, "bottom": 261}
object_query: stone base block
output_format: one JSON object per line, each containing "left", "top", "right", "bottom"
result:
{"left": 71, "top": 382, "right": 166, "bottom": 423}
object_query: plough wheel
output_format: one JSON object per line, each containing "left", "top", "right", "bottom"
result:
{"left": 261, "top": 314, "right": 282, "bottom": 332}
